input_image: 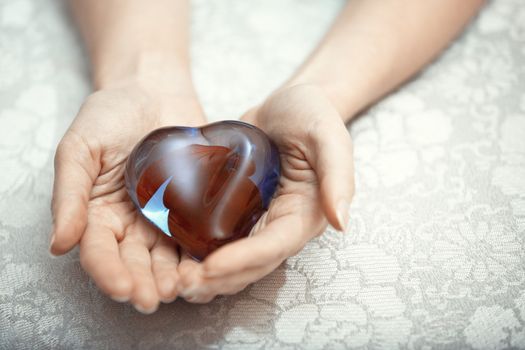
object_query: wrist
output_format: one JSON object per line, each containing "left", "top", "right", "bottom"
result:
{"left": 245, "top": 82, "right": 358, "bottom": 127}
{"left": 89, "top": 53, "right": 204, "bottom": 127}
{"left": 282, "top": 80, "right": 359, "bottom": 122}
{"left": 93, "top": 51, "right": 195, "bottom": 96}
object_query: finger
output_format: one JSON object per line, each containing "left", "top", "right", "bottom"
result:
{"left": 119, "top": 223, "right": 160, "bottom": 314}
{"left": 181, "top": 259, "right": 282, "bottom": 303}
{"left": 79, "top": 223, "right": 133, "bottom": 302}
{"left": 51, "top": 133, "right": 99, "bottom": 255}
{"left": 176, "top": 253, "right": 204, "bottom": 302}
{"left": 307, "top": 117, "right": 355, "bottom": 232}
{"left": 150, "top": 236, "right": 180, "bottom": 303}
{"left": 203, "top": 210, "right": 316, "bottom": 278}
{"left": 176, "top": 250, "right": 202, "bottom": 297}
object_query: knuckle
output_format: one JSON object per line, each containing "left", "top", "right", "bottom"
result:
{"left": 54, "top": 135, "right": 80, "bottom": 165}
{"left": 177, "top": 268, "right": 195, "bottom": 288}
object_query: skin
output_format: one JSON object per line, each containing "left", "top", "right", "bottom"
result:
{"left": 51, "top": 0, "right": 485, "bottom": 310}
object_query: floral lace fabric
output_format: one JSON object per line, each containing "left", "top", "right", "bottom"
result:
{"left": 0, "top": 0, "right": 524, "bottom": 349}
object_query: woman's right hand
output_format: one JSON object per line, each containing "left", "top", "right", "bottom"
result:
{"left": 50, "top": 80, "right": 206, "bottom": 313}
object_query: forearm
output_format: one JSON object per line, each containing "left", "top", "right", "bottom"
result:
{"left": 70, "top": 0, "right": 193, "bottom": 93}
{"left": 286, "top": 0, "right": 485, "bottom": 121}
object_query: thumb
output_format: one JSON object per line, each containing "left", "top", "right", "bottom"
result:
{"left": 50, "top": 132, "right": 98, "bottom": 255}
{"left": 308, "top": 116, "right": 355, "bottom": 232}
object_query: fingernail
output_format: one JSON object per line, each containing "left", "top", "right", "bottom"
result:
{"left": 184, "top": 295, "right": 197, "bottom": 302}
{"left": 134, "top": 304, "right": 158, "bottom": 315}
{"left": 177, "top": 284, "right": 199, "bottom": 298}
{"left": 336, "top": 199, "right": 350, "bottom": 233}
{"left": 110, "top": 295, "right": 130, "bottom": 303}
{"left": 160, "top": 296, "right": 177, "bottom": 304}
{"left": 178, "top": 288, "right": 194, "bottom": 298}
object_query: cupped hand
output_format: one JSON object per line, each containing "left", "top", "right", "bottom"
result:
{"left": 175, "top": 84, "right": 355, "bottom": 303}
{"left": 50, "top": 82, "right": 206, "bottom": 313}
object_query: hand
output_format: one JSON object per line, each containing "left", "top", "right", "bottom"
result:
{"left": 175, "top": 84, "right": 355, "bottom": 303}
{"left": 50, "top": 81, "right": 206, "bottom": 313}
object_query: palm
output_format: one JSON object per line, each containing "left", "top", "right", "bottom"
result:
{"left": 84, "top": 162, "right": 171, "bottom": 311}
{"left": 249, "top": 142, "right": 327, "bottom": 253}
{"left": 52, "top": 86, "right": 206, "bottom": 312}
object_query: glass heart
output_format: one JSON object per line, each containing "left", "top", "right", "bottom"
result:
{"left": 125, "top": 120, "right": 280, "bottom": 261}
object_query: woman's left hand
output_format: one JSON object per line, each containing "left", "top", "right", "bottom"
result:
{"left": 175, "top": 84, "right": 355, "bottom": 303}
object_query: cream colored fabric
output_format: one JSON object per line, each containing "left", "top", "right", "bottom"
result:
{"left": 1, "top": 0, "right": 524, "bottom": 349}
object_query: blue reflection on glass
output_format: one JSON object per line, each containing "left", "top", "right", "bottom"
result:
{"left": 141, "top": 175, "right": 173, "bottom": 236}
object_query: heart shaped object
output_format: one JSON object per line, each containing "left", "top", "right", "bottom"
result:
{"left": 125, "top": 120, "right": 280, "bottom": 261}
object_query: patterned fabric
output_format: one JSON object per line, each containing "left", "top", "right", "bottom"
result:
{"left": 1, "top": 0, "right": 524, "bottom": 348}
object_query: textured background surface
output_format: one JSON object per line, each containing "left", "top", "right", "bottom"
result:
{"left": 1, "top": 0, "right": 525, "bottom": 349}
